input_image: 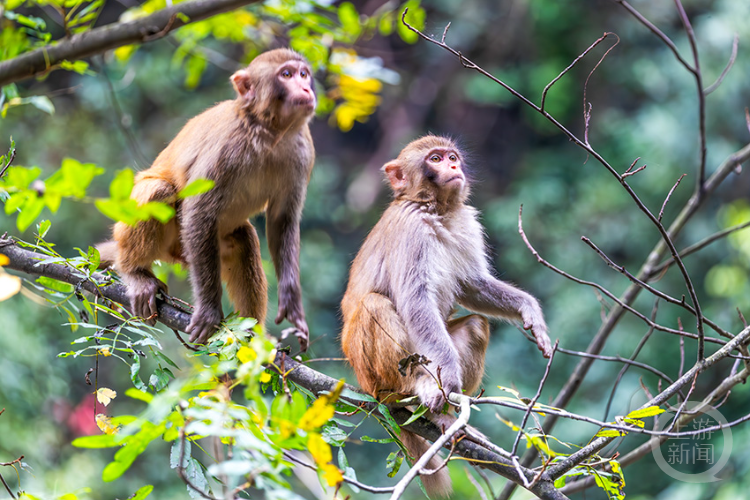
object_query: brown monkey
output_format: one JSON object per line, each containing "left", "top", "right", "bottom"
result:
{"left": 341, "top": 135, "right": 551, "bottom": 496}
{"left": 98, "top": 48, "right": 316, "bottom": 348}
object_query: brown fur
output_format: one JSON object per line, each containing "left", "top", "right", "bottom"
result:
{"left": 341, "top": 135, "right": 551, "bottom": 497}
{"left": 99, "top": 48, "right": 316, "bottom": 346}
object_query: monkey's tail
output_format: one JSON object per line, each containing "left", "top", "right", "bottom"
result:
{"left": 400, "top": 429, "right": 452, "bottom": 498}
{"left": 96, "top": 240, "right": 118, "bottom": 268}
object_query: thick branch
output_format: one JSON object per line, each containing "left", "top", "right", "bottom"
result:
{"left": 0, "top": 0, "right": 259, "bottom": 88}
{"left": 0, "top": 239, "right": 567, "bottom": 500}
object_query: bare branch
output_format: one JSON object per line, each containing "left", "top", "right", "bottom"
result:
{"left": 658, "top": 173, "right": 687, "bottom": 223}
{"left": 603, "top": 300, "right": 659, "bottom": 421}
{"left": 0, "top": 0, "right": 260, "bottom": 87}
{"left": 612, "top": 0, "right": 696, "bottom": 73}
{"left": 704, "top": 33, "right": 739, "bottom": 95}
{"left": 582, "top": 33, "right": 620, "bottom": 145}
{"left": 541, "top": 32, "right": 612, "bottom": 113}
{"left": 652, "top": 219, "right": 750, "bottom": 276}
{"left": 557, "top": 347, "right": 676, "bottom": 387}
{"left": 511, "top": 341, "right": 559, "bottom": 457}
{"left": 389, "top": 395, "right": 469, "bottom": 500}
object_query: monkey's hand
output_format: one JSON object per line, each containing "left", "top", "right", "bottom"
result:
{"left": 275, "top": 287, "right": 309, "bottom": 352}
{"left": 188, "top": 305, "right": 223, "bottom": 345}
{"left": 521, "top": 303, "right": 552, "bottom": 358}
{"left": 129, "top": 278, "right": 167, "bottom": 326}
{"left": 415, "top": 367, "right": 462, "bottom": 413}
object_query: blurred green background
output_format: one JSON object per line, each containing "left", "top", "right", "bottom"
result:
{"left": 2, "top": 0, "right": 750, "bottom": 498}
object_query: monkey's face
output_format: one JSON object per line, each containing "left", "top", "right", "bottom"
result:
{"left": 274, "top": 61, "right": 316, "bottom": 121}
{"left": 422, "top": 148, "right": 466, "bottom": 194}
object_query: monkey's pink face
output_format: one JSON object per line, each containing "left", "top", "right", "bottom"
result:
{"left": 424, "top": 148, "right": 465, "bottom": 191}
{"left": 277, "top": 61, "right": 316, "bottom": 117}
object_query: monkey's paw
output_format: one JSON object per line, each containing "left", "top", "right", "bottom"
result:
{"left": 187, "top": 306, "right": 223, "bottom": 345}
{"left": 415, "top": 373, "right": 462, "bottom": 413}
{"left": 129, "top": 281, "right": 162, "bottom": 325}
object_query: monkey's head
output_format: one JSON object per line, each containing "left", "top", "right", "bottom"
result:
{"left": 231, "top": 48, "right": 316, "bottom": 129}
{"left": 383, "top": 135, "right": 469, "bottom": 209}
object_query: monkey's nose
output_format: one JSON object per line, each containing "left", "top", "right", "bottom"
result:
{"left": 450, "top": 165, "right": 457, "bottom": 169}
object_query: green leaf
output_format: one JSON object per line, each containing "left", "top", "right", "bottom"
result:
{"left": 110, "top": 169, "right": 134, "bottom": 201}
{"left": 177, "top": 179, "right": 215, "bottom": 199}
{"left": 37, "top": 219, "right": 51, "bottom": 237}
{"left": 378, "top": 404, "right": 399, "bottom": 435}
{"left": 17, "top": 195, "right": 44, "bottom": 231}
{"left": 149, "top": 368, "right": 170, "bottom": 392}
{"left": 36, "top": 276, "right": 74, "bottom": 293}
{"left": 402, "top": 404, "right": 428, "bottom": 426}
{"left": 128, "top": 485, "right": 154, "bottom": 500}
{"left": 125, "top": 387, "right": 154, "bottom": 403}
{"left": 360, "top": 435, "right": 395, "bottom": 444}
{"left": 142, "top": 201, "right": 175, "bottom": 223}
{"left": 71, "top": 434, "right": 120, "bottom": 448}
{"left": 340, "top": 388, "right": 377, "bottom": 403}
{"left": 625, "top": 406, "right": 664, "bottom": 419}
{"left": 87, "top": 245, "right": 100, "bottom": 271}
{"left": 386, "top": 450, "right": 404, "bottom": 478}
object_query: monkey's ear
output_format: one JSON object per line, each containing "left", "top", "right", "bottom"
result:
{"left": 383, "top": 161, "right": 408, "bottom": 191}
{"left": 231, "top": 70, "right": 254, "bottom": 100}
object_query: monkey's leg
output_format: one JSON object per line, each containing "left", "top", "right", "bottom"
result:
{"left": 446, "top": 314, "right": 490, "bottom": 396}
{"left": 342, "top": 292, "right": 419, "bottom": 401}
{"left": 220, "top": 222, "right": 268, "bottom": 325}
{"left": 113, "top": 178, "right": 177, "bottom": 324}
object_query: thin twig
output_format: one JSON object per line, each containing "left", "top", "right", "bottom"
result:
{"left": 518, "top": 209, "right": 722, "bottom": 345}
{"left": 672, "top": 0, "right": 707, "bottom": 192}
{"left": 0, "top": 146, "right": 16, "bottom": 178}
{"left": 652, "top": 219, "right": 750, "bottom": 275}
{"left": 556, "top": 347, "right": 675, "bottom": 387}
{"left": 704, "top": 33, "right": 739, "bottom": 95}
{"left": 658, "top": 174, "right": 687, "bottom": 223}
{"left": 582, "top": 33, "right": 620, "bottom": 145}
{"left": 511, "top": 341, "right": 558, "bottom": 457}
{"left": 541, "top": 33, "right": 612, "bottom": 112}
{"left": 465, "top": 467, "right": 489, "bottom": 500}
{"left": 603, "top": 300, "right": 659, "bottom": 421}
{"left": 581, "top": 236, "right": 731, "bottom": 339}
{"left": 388, "top": 394, "right": 471, "bottom": 500}
{"left": 0, "top": 473, "right": 15, "bottom": 500}
{"left": 612, "top": 0, "right": 696, "bottom": 73}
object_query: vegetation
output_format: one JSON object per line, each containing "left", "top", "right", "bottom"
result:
{"left": 1, "top": 0, "right": 750, "bottom": 499}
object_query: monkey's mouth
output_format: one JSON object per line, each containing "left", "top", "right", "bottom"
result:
{"left": 444, "top": 175, "right": 464, "bottom": 185}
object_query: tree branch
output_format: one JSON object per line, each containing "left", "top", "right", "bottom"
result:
{"left": 0, "top": 0, "right": 260, "bottom": 88}
{"left": 0, "top": 238, "right": 568, "bottom": 500}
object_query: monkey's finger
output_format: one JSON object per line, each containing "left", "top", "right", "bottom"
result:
{"left": 296, "top": 329, "right": 309, "bottom": 352}
{"left": 274, "top": 306, "right": 287, "bottom": 325}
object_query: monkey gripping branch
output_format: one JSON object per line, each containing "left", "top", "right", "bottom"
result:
{"left": 0, "top": 237, "right": 570, "bottom": 500}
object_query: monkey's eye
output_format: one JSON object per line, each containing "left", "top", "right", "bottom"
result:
{"left": 429, "top": 154, "right": 442, "bottom": 162}
{"left": 281, "top": 69, "right": 292, "bottom": 78}
{"left": 449, "top": 154, "right": 458, "bottom": 162}
{"left": 300, "top": 69, "right": 308, "bottom": 78}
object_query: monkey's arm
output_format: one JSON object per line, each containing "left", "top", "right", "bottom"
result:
{"left": 182, "top": 199, "right": 224, "bottom": 344}
{"left": 458, "top": 275, "right": 552, "bottom": 358}
{"left": 392, "top": 243, "right": 464, "bottom": 411}
{"left": 267, "top": 193, "right": 309, "bottom": 351}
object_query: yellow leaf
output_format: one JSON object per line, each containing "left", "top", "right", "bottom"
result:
{"left": 299, "top": 397, "right": 335, "bottom": 431}
{"left": 308, "top": 432, "right": 332, "bottom": 465}
{"left": 96, "top": 414, "right": 119, "bottom": 435}
{"left": 0, "top": 254, "right": 9, "bottom": 266}
{"left": 625, "top": 406, "right": 665, "bottom": 419}
{"left": 0, "top": 272, "right": 21, "bottom": 301}
{"left": 237, "top": 345, "right": 257, "bottom": 364}
{"left": 96, "top": 387, "right": 117, "bottom": 406}
{"left": 114, "top": 44, "right": 137, "bottom": 62}
{"left": 321, "top": 463, "right": 343, "bottom": 486}
{"left": 279, "top": 419, "right": 295, "bottom": 439}
{"left": 99, "top": 346, "right": 112, "bottom": 357}
{"left": 259, "top": 372, "right": 271, "bottom": 383}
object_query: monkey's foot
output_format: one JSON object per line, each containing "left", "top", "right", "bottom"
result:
{"left": 187, "top": 306, "right": 223, "bottom": 344}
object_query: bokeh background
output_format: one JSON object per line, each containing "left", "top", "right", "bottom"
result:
{"left": 2, "top": 0, "right": 750, "bottom": 498}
